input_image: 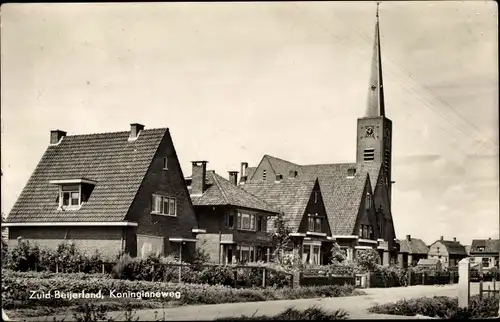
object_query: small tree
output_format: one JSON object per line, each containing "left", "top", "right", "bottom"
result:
{"left": 270, "top": 214, "right": 293, "bottom": 263}
{"left": 355, "top": 248, "right": 380, "bottom": 272}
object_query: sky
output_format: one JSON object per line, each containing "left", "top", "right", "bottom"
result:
{"left": 1, "top": 1, "right": 498, "bottom": 246}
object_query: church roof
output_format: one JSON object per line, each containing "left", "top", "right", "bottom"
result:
{"left": 245, "top": 155, "right": 380, "bottom": 235}
{"left": 191, "top": 171, "right": 279, "bottom": 214}
{"left": 240, "top": 179, "right": 317, "bottom": 231}
{"left": 366, "top": 2, "right": 385, "bottom": 117}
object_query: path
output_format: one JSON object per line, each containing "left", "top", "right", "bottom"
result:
{"left": 16, "top": 282, "right": 496, "bottom": 321}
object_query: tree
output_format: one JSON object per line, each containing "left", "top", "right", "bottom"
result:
{"left": 270, "top": 214, "right": 293, "bottom": 262}
{"left": 355, "top": 248, "right": 380, "bottom": 272}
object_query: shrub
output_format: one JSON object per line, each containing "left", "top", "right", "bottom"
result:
{"left": 216, "top": 307, "right": 349, "bottom": 320}
{"left": 368, "top": 295, "right": 499, "bottom": 319}
{"left": 4, "top": 240, "right": 41, "bottom": 271}
{"left": 2, "top": 270, "right": 363, "bottom": 310}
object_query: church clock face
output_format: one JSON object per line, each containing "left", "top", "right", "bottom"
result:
{"left": 365, "top": 126, "right": 375, "bottom": 138}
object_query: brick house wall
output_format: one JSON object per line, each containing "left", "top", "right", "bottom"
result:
{"left": 128, "top": 130, "right": 198, "bottom": 260}
{"left": 8, "top": 226, "right": 131, "bottom": 259}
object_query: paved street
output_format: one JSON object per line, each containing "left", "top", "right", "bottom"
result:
{"left": 16, "top": 282, "right": 498, "bottom": 321}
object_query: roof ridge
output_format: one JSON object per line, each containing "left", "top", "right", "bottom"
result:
{"left": 61, "top": 127, "right": 168, "bottom": 138}
{"left": 264, "top": 154, "right": 300, "bottom": 166}
{"left": 210, "top": 172, "right": 230, "bottom": 204}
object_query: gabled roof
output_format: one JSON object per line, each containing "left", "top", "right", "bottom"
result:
{"left": 470, "top": 239, "right": 500, "bottom": 254}
{"left": 398, "top": 237, "right": 429, "bottom": 255}
{"left": 245, "top": 155, "right": 382, "bottom": 235}
{"left": 434, "top": 240, "right": 467, "bottom": 256}
{"left": 240, "top": 179, "right": 317, "bottom": 231}
{"left": 7, "top": 128, "right": 168, "bottom": 223}
{"left": 191, "top": 171, "right": 279, "bottom": 214}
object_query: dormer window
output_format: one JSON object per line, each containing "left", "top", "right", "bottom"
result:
{"left": 50, "top": 178, "right": 97, "bottom": 210}
{"left": 366, "top": 193, "right": 372, "bottom": 210}
{"left": 163, "top": 157, "right": 168, "bottom": 170}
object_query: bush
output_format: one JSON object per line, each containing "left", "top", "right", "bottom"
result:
{"left": 368, "top": 295, "right": 499, "bottom": 319}
{"left": 216, "top": 307, "right": 349, "bottom": 320}
{"left": 3, "top": 240, "right": 41, "bottom": 271}
{"left": 2, "top": 270, "right": 363, "bottom": 310}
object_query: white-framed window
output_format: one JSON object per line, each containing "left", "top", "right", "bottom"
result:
{"left": 237, "top": 212, "right": 256, "bottom": 231}
{"left": 60, "top": 185, "right": 81, "bottom": 208}
{"left": 151, "top": 194, "right": 177, "bottom": 216}
{"left": 237, "top": 245, "right": 256, "bottom": 263}
{"left": 366, "top": 193, "right": 372, "bottom": 210}
{"left": 163, "top": 157, "right": 168, "bottom": 170}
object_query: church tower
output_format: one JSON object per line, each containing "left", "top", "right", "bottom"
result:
{"left": 356, "top": 3, "right": 393, "bottom": 203}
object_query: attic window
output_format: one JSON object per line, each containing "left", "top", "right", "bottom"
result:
{"left": 263, "top": 170, "right": 267, "bottom": 181}
{"left": 478, "top": 247, "right": 485, "bottom": 251}
{"left": 163, "top": 157, "right": 168, "bottom": 170}
{"left": 364, "top": 148, "right": 375, "bottom": 162}
{"left": 50, "top": 179, "right": 96, "bottom": 210}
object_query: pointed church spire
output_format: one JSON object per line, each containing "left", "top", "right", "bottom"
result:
{"left": 366, "top": 2, "right": 386, "bottom": 117}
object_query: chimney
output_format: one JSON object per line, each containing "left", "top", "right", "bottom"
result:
{"left": 130, "top": 123, "right": 145, "bottom": 140}
{"left": 240, "top": 162, "right": 248, "bottom": 183}
{"left": 228, "top": 171, "right": 238, "bottom": 185}
{"left": 347, "top": 167, "right": 356, "bottom": 178}
{"left": 288, "top": 170, "right": 298, "bottom": 179}
{"left": 453, "top": 237, "right": 457, "bottom": 243}
{"left": 50, "top": 130, "right": 66, "bottom": 145}
{"left": 275, "top": 174, "right": 283, "bottom": 183}
{"left": 191, "top": 161, "right": 208, "bottom": 196}
{"left": 406, "top": 235, "right": 411, "bottom": 241}
{"left": 440, "top": 236, "right": 444, "bottom": 241}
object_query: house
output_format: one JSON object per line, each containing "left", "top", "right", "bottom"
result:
{"left": 469, "top": 238, "right": 500, "bottom": 272}
{"left": 236, "top": 10, "right": 397, "bottom": 266}
{"left": 242, "top": 176, "right": 335, "bottom": 265}
{"left": 428, "top": 236, "right": 467, "bottom": 269}
{"left": 5, "top": 124, "right": 201, "bottom": 260}
{"left": 416, "top": 258, "right": 442, "bottom": 272}
{"left": 397, "top": 235, "right": 429, "bottom": 268}
{"left": 186, "top": 161, "right": 279, "bottom": 264}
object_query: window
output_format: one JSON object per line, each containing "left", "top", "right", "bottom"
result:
{"left": 226, "top": 213, "right": 235, "bottom": 229}
{"left": 359, "top": 224, "right": 373, "bottom": 239}
{"left": 478, "top": 247, "right": 485, "bottom": 251}
{"left": 60, "top": 185, "right": 80, "bottom": 208}
{"left": 237, "top": 213, "right": 256, "bottom": 231}
{"left": 237, "top": 245, "right": 256, "bottom": 263}
{"left": 364, "top": 148, "right": 375, "bottom": 162}
{"left": 307, "top": 214, "right": 322, "bottom": 232}
{"left": 314, "top": 192, "right": 318, "bottom": 203}
{"left": 256, "top": 216, "right": 267, "bottom": 232}
{"left": 366, "top": 193, "right": 372, "bottom": 210}
{"left": 263, "top": 170, "right": 267, "bottom": 181}
{"left": 151, "top": 194, "right": 177, "bottom": 216}
{"left": 482, "top": 257, "right": 490, "bottom": 268}
{"left": 384, "top": 150, "right": 390, "bottom": 171}
{"left": 163, "top": 157, "right": 168, "bottom": 170}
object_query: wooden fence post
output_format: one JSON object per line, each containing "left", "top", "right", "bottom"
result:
{"left": 407, "top": 269, "right": 411, "bottom": 287}
{"left": 262, "top": 267, "right": 266, "bottom": 288}
{"left": 102, "top": 263, "right": 105, "bottom": 275}
{"left": 178, "top": 263, "right": 182, "bottom": 284}
{"left": 422, "top": 272, "right": 425, "bottom": 285}
{"left": 56, "top": 263, "right": 59, "bottom": 273}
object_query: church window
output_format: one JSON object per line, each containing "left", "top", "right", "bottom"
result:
{"left": 363, "top": 148, "right": 375, "bottom": 161}
{"left": 366, "top": 193, "right": 372, "bottom": 210}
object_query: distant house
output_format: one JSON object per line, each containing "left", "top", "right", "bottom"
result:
{"left": 416, "top": 258, "right": 443, "bottom": 271}
{"left": 186, "top": 161, "right": 279, "bottom": 264}
{"left": 469, "top": 238, "right": 500, "bottom": 271}
{"left": 428, "top": 236, "right": 467, "bottom": 269}
{"left": 397, "top": 235, "right": 429, "bottom": 268}
{"left": 5, "top": 124, "right": 201, "bottom": 260}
